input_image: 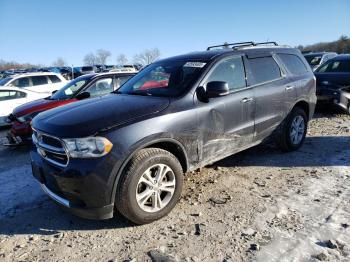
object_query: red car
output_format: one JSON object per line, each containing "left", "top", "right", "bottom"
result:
{"left": 7, "top": 72, "right": 135, "bottom": 145}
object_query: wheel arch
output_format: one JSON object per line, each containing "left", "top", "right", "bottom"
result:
{"left": 293, "top": 100, "right": 310, "bottom": 120}
{"left": 110, "top": 137, "right": 189, "bottom": 205}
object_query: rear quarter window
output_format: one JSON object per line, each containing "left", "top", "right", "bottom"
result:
{"left": 49, "top": 75, "right": 61, "bottom": 83}
{"left": 278, "top": 54, "right": 308, "bottom": 75}
{"left": 248, "top": 56, "right": 281, "bottom": 85}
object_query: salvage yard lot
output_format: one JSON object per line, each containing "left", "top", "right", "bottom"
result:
{"left": 0, "top": 109, "right": 349, "bottom": 262}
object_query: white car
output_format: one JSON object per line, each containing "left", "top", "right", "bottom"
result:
{"left": 0, "top": 87, "right": 48, "bottom": 126}
{"left": 0, "top": 72, "right": 67, "bottom": 94}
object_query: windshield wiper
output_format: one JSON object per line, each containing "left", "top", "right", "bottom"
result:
{"left": 126, "top": 90, "right": 153, "bottom": 96}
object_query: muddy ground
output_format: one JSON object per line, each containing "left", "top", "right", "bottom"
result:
{"left": 0, "top": 109, "right": 349, "bottom": 262}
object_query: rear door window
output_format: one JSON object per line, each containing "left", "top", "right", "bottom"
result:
{"left": 248, "top": 57, "right": 281, "bottom": 85}
{"left": 31, "top": 76, "right": 48, "bottom": 86}
{"left": 278, "top": 54, "right": 308, "bottom": 75}
{"left": 205, "top": 56, "right": 246, "bottom": 91}
{"left": 49, "top": 75, "right": 61, "bottom": 83}
{"left": 12, "top": 77, "right": 30, "bottom": 88}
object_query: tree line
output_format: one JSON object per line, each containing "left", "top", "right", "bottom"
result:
{"left": 0, "top": 48, "right": 161, "bottom": 71}
{"left": 83, "top": 48, "right": 161, "bottom": 66}
{"left": 297, "top": 35, "right": 350, "bottom": 54}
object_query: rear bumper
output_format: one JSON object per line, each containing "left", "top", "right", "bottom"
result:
{"left": 316, "top": 86, "right": 349, "bottom": 112}
{"left": 30, "top": 149, "right": 116, "bottom": 220}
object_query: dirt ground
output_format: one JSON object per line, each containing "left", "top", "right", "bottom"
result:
{"left": 0, "top": 109, "right": 349, "bottom": 262}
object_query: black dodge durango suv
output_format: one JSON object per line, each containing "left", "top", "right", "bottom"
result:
{"left": 30, "top": 42, "right": 316, "bottom": 224}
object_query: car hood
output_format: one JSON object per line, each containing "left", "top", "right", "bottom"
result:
{"left": 32, "top": 94, "right": 170, "bottom": 137}
{"left": 13, "top": 98, "right": 68, "bottom": 117}
{"left": 315, "top": 73, "right": 350, "bottom": 89}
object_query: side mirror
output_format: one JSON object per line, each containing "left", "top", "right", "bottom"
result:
{"left": 206, "top": 81, "right": 229, "bottom": 98}
{"left": 76, "top": 91, "right": 90, "bottom": 100}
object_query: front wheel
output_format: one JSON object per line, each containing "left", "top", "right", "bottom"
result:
{"left": 277, "top": 107, "right": 308, "bottom": 152}
{"left": 115, "top": 148, "right": 183, "bottom": 224}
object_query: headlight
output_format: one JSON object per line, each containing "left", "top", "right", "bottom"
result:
{"left": 63, "top": 137, "right": 113, "bottom": 158}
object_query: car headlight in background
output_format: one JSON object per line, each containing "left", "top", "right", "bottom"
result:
{"left": 63, "top": 137, "right": 113, "bottom": 158}
{"left": 17, "top": 111, "right": 42, "bottom": 123}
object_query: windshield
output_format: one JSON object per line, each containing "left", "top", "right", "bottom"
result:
{"left": 117, "top": 60, "right": 206, "bottom": 97}
{"left": 316, "top": 59, "right": 350, "bottom": 73}
{"left": 304, "top": 55, "right": 322, "bottom": 66}
{"left": 51, "top": 76, "right": 91, "bottom": 100}
{"left": 0, "top": 77, "right": 13, "bottom": 86}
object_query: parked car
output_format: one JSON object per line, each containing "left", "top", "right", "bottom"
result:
{"left": 304, "top": 52, "right": 337, "bottom": 71}
{"left": 0, "top": 72, "right": 67, "bottom": 94}
{"left": 6, "top": 72, "right": 135, "bottom": 145}
{"left": 0, "top": 87, "right": 48, "bottom": 127}
{"left": 314, "top": 54, "right": 350, "bottom": 113}
{"left": 30, "top": 42, "right": 316, "bottom": 224}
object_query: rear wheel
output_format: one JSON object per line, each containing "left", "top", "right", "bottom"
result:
{"left": 277, "top": 107, "right": 308, "bottom": 152}
{"left": 115, "top": 148, "right": 183, "bottom": 224}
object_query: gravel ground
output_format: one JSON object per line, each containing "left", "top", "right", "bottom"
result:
{"left": 0, "top": 109, "right": 349, "bottom": 262}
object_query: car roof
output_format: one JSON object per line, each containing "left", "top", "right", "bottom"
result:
{"left": 158, "top": 46, "right": 300, "bottom": 63}
{"left": 304, "top": 52, "right": 337, "bottom": 56}
{"left": 329, "top": 54, "right": 350, "bottom": 61}
{"left": 0, "top": 86, "right": 31, "bottom": 92}
{"left": 9, "top": 72, "right": 62, "bottom": 79}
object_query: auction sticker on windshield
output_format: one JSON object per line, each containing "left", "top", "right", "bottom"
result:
{"left": 184, "top": 62, "right": 206, "bottom": 68}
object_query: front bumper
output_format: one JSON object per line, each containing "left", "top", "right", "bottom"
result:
{"left": 30, "top": 149, "right": 116, "bottom": 220}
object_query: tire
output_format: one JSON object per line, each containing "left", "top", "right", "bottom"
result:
{"left": 115, "top": 148, "right": 183, "bottom": 224}
{"left": 277, "top": 107, "right": 308, "bottom": 152}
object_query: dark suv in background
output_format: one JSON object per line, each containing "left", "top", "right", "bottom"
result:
{"left": 30, "top": 41, "right": 316, "bottom": 224}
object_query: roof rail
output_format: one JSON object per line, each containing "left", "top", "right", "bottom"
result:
{"left": 207, "top": 42, "right": 255, "bottom": 50}
{"left": 255, "top": 41, "right": 278, "bottom": 46}
{"left": 206, "top": 41, "right": 279, "bottom": 50}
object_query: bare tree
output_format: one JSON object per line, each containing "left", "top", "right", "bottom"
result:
{"left": 298, "top": 35, "right": 350, "bottom": 54}
{"left": 96, "top": 49, "right": 112, "bottom": 65}
{"left": 133, "top": 48, "right": 161, "bottom": 66}
{"left": 83, "top": 52, "right": 98, "bottom": 66}
{"left": 117, "top": 54, "right": 128, "bottom": 65}
{"left": 52, "top": 57, "right": 67, "bottom": 67}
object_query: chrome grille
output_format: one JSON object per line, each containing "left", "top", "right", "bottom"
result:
{"left": 32, "top": 129, "right": 69, "bottom": 167}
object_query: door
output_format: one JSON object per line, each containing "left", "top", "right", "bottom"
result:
{"left": 29, "top": 75, "right": 52, "bottom": 94}
{"left": 0, "top": 90, "right": 28, "bottom": 117}
{"left": 196, "top": 56, "right": 255, "bottom": 164}
{"left": 245, "top": 54, "right": 291, "bottom": 142}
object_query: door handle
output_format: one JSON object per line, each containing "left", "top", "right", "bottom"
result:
{"left": 241, "top": 97, "right": 253, "bottom": 103}
{"left": 285, "top": 85, "right": 294, "bottom": 90}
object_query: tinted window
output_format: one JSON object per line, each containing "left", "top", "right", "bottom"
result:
{"left": 114, "top": 75, "right": 132, "bottom": 89}
{"left": 0, "top": 90, "right": 26, "bottom": 101}
{"left": 86, "top": 77, "right": 114, "bottom": 97}
{"left": 12, "top": 77, "right": 30, "bottom": 88}
{"left": 316, "top": 59, "right": 350, "bottom": 73}
{"left": 206, "top": 56, "right": 246, "bottom": 91}
{"left": 304, "top": 55, "right": 322, "bottom": 66}
{"left": 279, "top": 54, "right": 308, "bottom": 75}
{"left": 49, "top": 75, "right": 61, "bottom": 83}
{"left": 249, "top": 57, "right": 281, "bottom": 85}
{"left": 31, "top": 76, "right": 48, "bottom": 86}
